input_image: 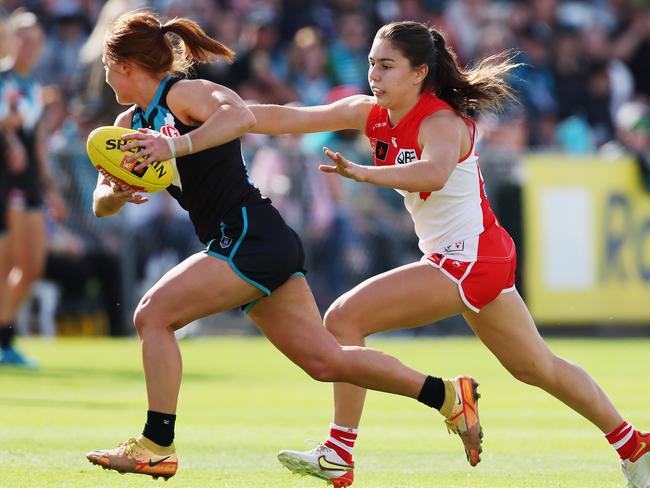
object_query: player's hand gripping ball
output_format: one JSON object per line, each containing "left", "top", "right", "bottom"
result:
{"left": 86, "top": 126, "right": 174, "bottom": 192}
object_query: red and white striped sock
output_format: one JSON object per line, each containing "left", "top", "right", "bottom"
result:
{"left": 324, "top": 423, "right": 358, "bottom": 465}
{"left": 606, "top": 421, "right": 638, "bottom": 460}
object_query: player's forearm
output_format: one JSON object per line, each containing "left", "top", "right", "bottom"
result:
{"left": 175, "top": 105, "right": 255, "bottom": 156}
{"left": 92, "top": 185, "right": 125, "bottom": 217}
{"left": 359, "top": 160, "right": 448, "bottom": 193}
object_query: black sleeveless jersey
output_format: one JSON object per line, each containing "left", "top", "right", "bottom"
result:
{"left": 131, "top": 76, "right": 266, "bottom": 243}
{"left": 0, "top": 67, "right": 43, "bottom": 173}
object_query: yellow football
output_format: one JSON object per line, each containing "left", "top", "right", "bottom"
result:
{"left": 86, "top": 126, "right": 174, "bottom": 193}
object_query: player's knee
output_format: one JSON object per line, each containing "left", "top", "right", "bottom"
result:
{"left": 507, "top": 355, "right": 556, "bottom": 387}
{"left": 133, "top": 296, "right": 163, "bottom": 336}
{"left": 324, "top": 299, "right": 362, "bottom": 339}
{"left": 301, "top": 351, "right": 344, "bottom": 383}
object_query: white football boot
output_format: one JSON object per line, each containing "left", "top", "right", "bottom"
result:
{"left": 278, "top": 444, "right": 354, "bottom": 487}
{"left": 622, "top": 432, "right": 650, "bottom": 488}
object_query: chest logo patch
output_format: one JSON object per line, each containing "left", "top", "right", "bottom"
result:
{"left": 375, "top": 140, "right": 389, "bottom": 161}
{"left": 395, "top": 148, "right": 417, "bottom": 165}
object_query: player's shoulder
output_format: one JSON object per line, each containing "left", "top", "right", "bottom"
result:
{"left": 168, "top": 78, "right": 228, "bottom": 97}
{"left": 420, "top": 107, "right": 464, "bottom": 132}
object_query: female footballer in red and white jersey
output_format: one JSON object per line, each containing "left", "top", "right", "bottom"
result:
{"left": 245, "top": 21, "right": 649, "bottom": 488}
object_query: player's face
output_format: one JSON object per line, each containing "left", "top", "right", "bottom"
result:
{"left": 14, "top": 26, "right": 44, "bottom": 72}
{"left": 367, "top": 37, "right": 425, "bottom": 109}
{"left": 102, "top": 52, "right": 131, "bottom": 105}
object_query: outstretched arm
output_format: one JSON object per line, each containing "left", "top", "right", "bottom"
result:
{"left": 320, "top": 110, "right": 462, "bottom": 192}
{"left": 120, "top": 80, "right": 256, "bottom": 169}
{"left": 248, "top": 95, "right": 374, "bottom": 135}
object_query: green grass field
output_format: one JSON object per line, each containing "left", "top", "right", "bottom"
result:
{"left": 0, "top": 336, "right": 648, "bottom": 488}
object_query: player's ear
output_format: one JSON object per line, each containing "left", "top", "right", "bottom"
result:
{"left": 120, "top": 61, "right": 133, "bottom": 74}
{"left": 413, "top": 64, "right": 428, "bottom": 85}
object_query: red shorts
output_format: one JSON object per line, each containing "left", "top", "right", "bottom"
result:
{"left": 423, "top": 226, "right": 517, "bottom": 312}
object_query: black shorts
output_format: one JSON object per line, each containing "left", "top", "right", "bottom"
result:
{"left": 204, "top": 202, "right": 306, "bottom": 312}
{"left": 7, "top": 158, "right": 44, "bottom": 210}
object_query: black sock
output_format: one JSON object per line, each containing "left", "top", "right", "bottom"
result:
{"left": 143, "top": 410, "right": 176, "bottom": 447}
{"left": 0, "top": 324, "right": 15, "bottom": 351}
{"left": 417, "top": 375, "right": 446, "bottom": 410}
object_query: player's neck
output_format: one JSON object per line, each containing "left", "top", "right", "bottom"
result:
{"left": 133, "top": 73, "right": 169, "bottom": 111}
{"left": 387, "top": 91, "right": 421, "bottom": 127}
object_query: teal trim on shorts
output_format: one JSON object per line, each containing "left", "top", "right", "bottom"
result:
{"left": 243, "top": 272, "right": 305, "bottom": 315}
{"left": 242, "top": 299, "right": 259, "bottom": 315}
{"left": 229, "top": 207, "right": 248, "bottom": 259}
{"left": 204, "top": 207, "right": 271, "bottom": 297}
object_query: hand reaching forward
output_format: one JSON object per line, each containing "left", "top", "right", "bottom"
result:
{"left": 320, "top": 146, "right": 366, "bottom": 183}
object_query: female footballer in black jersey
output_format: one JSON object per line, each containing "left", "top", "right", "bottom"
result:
{"left": 86, "top": 11, "right": 473, "bottom": 481}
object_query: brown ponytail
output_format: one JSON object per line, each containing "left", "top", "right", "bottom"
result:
{"left": 105, "top": 10, "right": 235, "bottom": 76}
{"left": 377, "top": 21, "right": 519, "bottom": 113}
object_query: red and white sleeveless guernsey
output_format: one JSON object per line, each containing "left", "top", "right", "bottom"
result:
{"left": 364, "top": 92, "right": 516, "bottom": 312}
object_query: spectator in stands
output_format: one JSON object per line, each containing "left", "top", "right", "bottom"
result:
{"left": 0, "top": 10, "right": 65, "bottom": 366}
{"left": 601, "top": 99, "right": 650, "bottom": 190}
{"left": 288, "top": 26, "right": 333, "bottom": 106}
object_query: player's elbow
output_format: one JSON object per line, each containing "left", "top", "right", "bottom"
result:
{"left": 421, "top": 166, "right": 451, "bottom": 192}
{"left": 93, "top": 203, "right": 109, "bottom": 218}
{"left": 92, "top": 196, "right": 118, "bottom": 218}
{"left": 406, "top": 175, "right": 445, "bottom": 193}
{"left": 426, "top": 176, "right": 446, "bottom": 192}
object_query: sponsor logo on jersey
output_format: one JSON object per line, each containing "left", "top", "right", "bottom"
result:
{"left": 373, "top": 121, "right": 387, "bottom": 129}
{"left": 375, "top": 140, "right": 389, "bottom": 161}
{"left": 395, "top": 148, "right": 417, "bottom": 165}
{"left": 161, "top": 124, "right": 180, "bottom": 137}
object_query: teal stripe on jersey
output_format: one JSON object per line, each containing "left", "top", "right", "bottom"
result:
{"left": 144, "top": 75, "right": 172, "bottom": 121}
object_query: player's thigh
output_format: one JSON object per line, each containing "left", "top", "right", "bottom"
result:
{"left": 328, "top": 260, "right": 468, "bottom": 336}
{"left": 6, "top": 208, "right": 46, "bottom": 272}
{"left": 0, "top": 236, "right": 7, "bottom": 276}
{"left": 248, "top": 275, "right": 342, "bottom": 369}
{"left": 463, "top": 290, "right": 553, "bottom": 374}
{"left": 139, "top": 252, "right": 264, "bottom": 328}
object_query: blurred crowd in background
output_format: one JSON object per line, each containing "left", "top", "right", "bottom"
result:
{"left": 0, "top": 0, "right": 649, "bottom": 336}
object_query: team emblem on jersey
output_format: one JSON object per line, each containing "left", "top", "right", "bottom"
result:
{"left": 395, "top": 148, "right": 417, "bottom": 164}
{"left": 375, "top": 140, "right": 389, "bottom": 161}
{"left": 220, "top": 236, "right": 232, "bottom": 249}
